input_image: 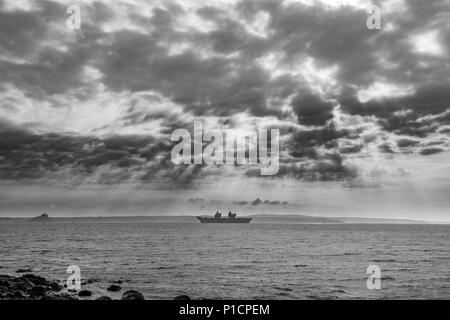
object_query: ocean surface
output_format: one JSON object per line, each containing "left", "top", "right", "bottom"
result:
{"left": 0, "top": 220, "right": 449, "bottom": 299}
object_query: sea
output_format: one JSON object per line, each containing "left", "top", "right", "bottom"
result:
{"left": 0, "top": 220, "right": 449, "bottom": 299}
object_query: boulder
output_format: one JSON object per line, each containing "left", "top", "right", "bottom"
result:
{"left": 96, "top": 296, "right": 112, "bottom": 300}
{"left": 30, "top": 286, "right": 46, "bottom": 297}
{"left": 107, "top": 284, "right": 122, "bottom": 292}
{"left": 20, "top": 274, "right": 47, "bottom": 286}
{"left": 78, "top": 290, "right": 92, "bottom": 297}
{"left": 48, "top": 281, "right": 62, "bottom": 291}
{"left": 121, "top": 290, "right": 145, "bottom": 300}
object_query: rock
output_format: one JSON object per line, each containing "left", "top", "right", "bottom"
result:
{"left": 13, "top": 282, "right": 31, "bottom": 292}
{"left": 107, "top": 284, "right": 122, "bottom": 292}
{"left": 6, "top": 290, "right": 26, "bottom": 299}
{"left": 174, "top": 295, "right": 191, "bottom": 300}
{"left": 20, "top": 274, "right": 47, "bottom": 286}
{"left": 41, "top": 293, "right": 78, "bottom": 300}
{"left": 0, "top": 273, "right": 63, "bottom": 300}
{"left": 48, "top": 281, "right": 62, "bottom": 291}
{"left": 121, "top": 290, "right": 145, "bottom": 300}
{"left": 30, "top": 286, "right": 46, "bottom": 297}
{"left": 115, "top": 280, "right": 123, "bottom": 284}
{"left": 16, "top": 268, "right": 33, "bottom": 273}
{"left": 78, "top": 290, "right": 92, "bottom": 297}
{"left": 96, "top": 296, "right": 112, "bottom": 300}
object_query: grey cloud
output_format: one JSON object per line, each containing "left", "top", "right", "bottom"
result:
{"left": 0, "top": 119, "right": 183, "bottom": 184}
{"left": 379, "top": 143, "right": 395, "bottom": 154}
{"left": 397, "top": 138, "right": 420, "bottom": 148}
{"left": 1, "top": 0, "right": 449, "bottom": 188}
{"left": 249, "top": 198, "right": 287, "bottom": 206}
{"left": 290, "top": 123, "right": 360, "bottom": 152}
{"left": 247, "top": 152, "right": 358, "bottom": 181}
{"left": 232, "top": 200, "right": 248, "bottom": 205}
{"left": 339, "top": 143, "right": 363, "bottom": 154}
{"left": 251, "top": 198, "right": 261, "bottom": 205}
{"left": 291, "top": 92, "right": 335, "bottom": 126}
{"left": 419, "top": 147, "right": 444, "bottom": 156}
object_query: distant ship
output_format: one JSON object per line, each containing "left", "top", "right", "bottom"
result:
{"left": 29, "top": 213, "right": 51, "bottom": 222}
{"left": 197, "top": 211, "right": 251, "bottom": 223}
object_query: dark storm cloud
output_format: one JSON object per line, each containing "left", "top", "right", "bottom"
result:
{"left": 0, "top": 0, "right": 449, "bottom": 187}
{"left": 291, "top": 92, "right": 335, "bottom": 126}
{"left": 238, "top": 0, "right": 450, "bottom": 135}
{"left": 1, "top": 0, "right": 448, "bottom": 111}
{"left": 2, "top": 0, "right": 449, "bottom": 122}
{"left": 97, "top": 26, "right": 288, "bottom": 118}
{"left": 260, "top": 1, "right": 379, "bottom": 84}
{"left": 0, "top": 118, "right": 187, "bottom": 184}
{"left": 290, "top": 123, "right": 360, "bottom": 152}
{"left": 0, "top": 0, "right": 78, "bottom": 56}
{"left": 0, "top": 1, "right": 113, "bottom": 98}
{"left": 381, "top": 109, "right": 441, "bottom": 138}
{"left": 247, "top": 151, "right": 358, "bottom": 181}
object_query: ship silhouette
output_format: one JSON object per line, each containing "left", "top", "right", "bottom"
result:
{"left": 196, "top": 211, "right": 251, "bottom": 223}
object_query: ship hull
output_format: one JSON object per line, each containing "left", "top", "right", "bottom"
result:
{"left": 197, "top": 217, "right": 252, "bottom": 223}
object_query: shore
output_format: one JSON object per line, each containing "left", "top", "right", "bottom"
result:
{"left": 0, "top": 272, "right": 191, "bottom": 300}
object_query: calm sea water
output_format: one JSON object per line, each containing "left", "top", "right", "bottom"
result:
{"left": 0, "top": 221, "right": 449, "bottom": 299}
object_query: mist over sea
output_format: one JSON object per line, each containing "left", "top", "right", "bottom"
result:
{"left": 1, "top": 220, "right": 449, "bottom": 299}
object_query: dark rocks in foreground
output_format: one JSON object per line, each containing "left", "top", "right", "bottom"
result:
{"left": 41, "top": 293, "right": 79, "bottom": 300}
{"left": 30, "top": 285, "right": 46, "bottom": 297}
{"left": 1, "top": 273, "right": 173, "bottom": 300}
{"left": 0, "top": 274, "right": 63, "bottom": 300}
{"left": 121, "top": 290, "right": 145, "bottom": 300}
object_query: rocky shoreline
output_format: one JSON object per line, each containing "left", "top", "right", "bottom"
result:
{"left": 0, "top": 273, "right": 191, "bottom": 300}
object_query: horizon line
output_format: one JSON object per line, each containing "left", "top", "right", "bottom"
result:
{"left": 1, "top": 213, "right": 449, "bottom": 224}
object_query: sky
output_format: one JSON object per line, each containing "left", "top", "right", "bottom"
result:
{"left": 0, "top": 0, "right": 449, "bottom": 220}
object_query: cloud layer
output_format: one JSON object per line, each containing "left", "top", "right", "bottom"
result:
{"left": 0, "top": 0, "right": 449, "bottom": 196}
